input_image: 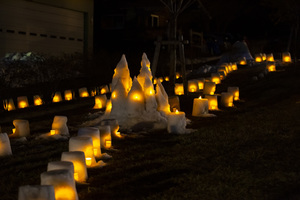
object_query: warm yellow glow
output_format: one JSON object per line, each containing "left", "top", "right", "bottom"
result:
{"left": 164, "top": 76, "right": 169, "bottom": 81}
{"left": 54, "top": 186, "right": 76, "bottom": 200}
{"left": 231, "top": 63, "right": 238, "bottom": 70}
{"left": 255, "top": 56, "right": 262, "bottom": 62}
{"left": 18, "top": 101, "right": 28, "bottom": 109}
{"left": 234, "top": 92, "right": 240, "bottom": 101}
{"left": 7, "top": 104, "right": 12, "bottom": 111}
{"left": 175, "top": 109, "right": 179, "bottom": 114}
{"left": 131, "top": 93, "right": 142, "bottom": 101}
{"left": 53, "top": 93, "right": 62, "bottom": 103}
{"left": 106, "top": 100, "right": 112, "bottom": 111}
{"left": 101, "top": 88, "right": 107, "bottom": 94}
{"left": 211, "top": 105, "right": 216, "bottom": 110}
{"left": 153, "top": 78, "right": 157, "bottom": 85}
{"left": 95, "top": 99, "right": 102, "bottom": 108}
{"left": 175, "top": 84, "right": 184, "bottom": 95}
{"left": 267, "top": 64, "right": 276, "bottom": 72}
{"left": 33, "top": 96, "right": 43, "bottom": 106}
{"left": 86, "top": 157, "right": 92, "bottom": 166}
{"left": 211, "top": 77, "right": 221, "bottom": 84}
{"left": 50, "top": 130, "right": 56, "bottom": 135}
{"left": 74, "top": 173, "right": 79, "bottom": 182}
{"left": 12, "top": 128, "right": 16, "bottom": 134}
{"left": 198, "top": 96, "right": 202, "bottom": 99}
{"left": 64, "top": 91, "right": 73, "bottom": 101}
{"left": 262, "top": 54, "right": 266, "bottom": 61}
{"left": 283, "top": 56, "right": 291, "bottom": 63}
{"left": 188, "top": 82, "right": 198, "bottom": 92}
{"left": 158, "top": 77, "right": 164, "bottom": 82}
{"left": 228, "top": 102, "right": 233, "bottom": 107}
{"left": 93, "top": 148, "right": 98, "bottom": 157}
{"left": 115, "top": 132, "right": 121, "bottom": 137}
{"left": 146, "top": 88, "right": 154, "bottom": 96}
{"left": 210, "top": 91, "right": 214, "bottom": 95}
{"left": 105, "top": 140, "right": 112, "bottom": 148}
{"left": 81, "top": 92, "right": 89, "bottom": 98}
{"left": 267, "top": 55, "right": 274, "bottom": 62}
{"left": 176, "top": 73, "right": 180, "bottom": 79}
{"left": 239, "top": 59, "right": 247, "bottom": 65}
{"left": 111, "top": 91, "right": 117, "bottom": 99}
{"left": 91, "top": 90, "right": 97, "bottom": 96}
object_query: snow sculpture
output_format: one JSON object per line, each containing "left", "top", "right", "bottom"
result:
{"left": 77, "top": 127, "right": 101, "bottom": 158}
{"left": 69, "top": 136, "right": 96, "bottom": 167}
{"left": 12, "top": 119, "right": 30, "bottom": 137}
{"left": 0, "top": 133, "right": 12, "bottom": 156}
{"left": 111, "top": 54, "right": 132, "bottom": 93}
{"left": 41, "top": 169, "right": 78, "bottom": 200}
{"left": 61, "top": 151, "right": 88, "bottom": 182}
{"left": 156, "top": 81, "right": 170, "bottom": 114}
{"left": 110, "top": 78, "right": 128, "bottom": 118}
{"left": 127, "top": 77, "right": 145, "bottom": 117}
{"left": 51, "top": 116, "right": 69, "bottom": 136}
{"left": 18, "top": 185, "right": 55, "bottom": 200}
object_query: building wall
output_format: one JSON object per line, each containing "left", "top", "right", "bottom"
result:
{"left": 0, "top": 0, "right": 93, "bottom": 57}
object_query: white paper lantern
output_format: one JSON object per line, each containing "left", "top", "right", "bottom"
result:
{"left": 64, "top": 90, "right": 73, "bottom": 101}
{"left": 13, "top": 119, "right": 30, "bottom": 137}
{"left": 220, "top": 92, "right": 234, "bottom": 107}
{"left": 205, "top": 95, "right": 218, "bottom": 110}
{"left": 52, "top": 92, "right": 62, "bottom": 103}
{"left": 100, "top": 119, "right": 120, "bottom": 138}
{"left": 97, "top": 125, "right": 112, "bottom": 149}
{"left": 167, "top": 110, "right": 186, "bottom": 134}
{"left": 61, "top": 151, "right": 88, "bottom": 182}
{"left": 0, "top": 133, "right": 12, "bottom": 156}
{"left": 228, "top": 87, "right": 240, "bottom": 101}
{"left": 18, "top": 185, "right": 55, "bottom": 200}
{"left": 203, "top": 82, "right": 216, "bottom": 95}
{"left": 3, "top": 98, "right": 15, "bottom": 111}
{"left": 51, "top": 116, "right": 69, "bottom": 136}
{"left": 192, "top": 97, "right": 209, "bottom": 116}
{"left": 78, "top": 87, "right": 89, "bottom": 98}
{"left": 17, "top": 96, "right": 29, "bottom": 109}
{"left": 77, "top": 127, "right": 101, "bottom": 158}
{"left": 40, "top": 169, "right": 78, "bottom": 200}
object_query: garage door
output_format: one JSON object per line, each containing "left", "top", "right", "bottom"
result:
{"left": 0, "top": 0, "right": 84, "bottom": 57}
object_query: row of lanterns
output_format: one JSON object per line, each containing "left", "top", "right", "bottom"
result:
{"left": 0, "top": 114, "right": 121, "bottom": 199}
{"left": 254, "top": 52, "right": 292, "bottom": 63}
{"left": 2, "top": 85, "right": 110, "bottom": 111}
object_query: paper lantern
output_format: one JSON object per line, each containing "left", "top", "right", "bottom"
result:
{"left": 158, "top": 77, "right": 164, "bottom": 83}
{"left": 17, "top": 96, "right": 29, "bottom": 109}
{"left": 12, "top": 119, "right": 30, "bottom": 137}
{"left": 78, "top": 127, "right": 101, "bottom": 158}
{"left": 47, "top": 161, "right": 74, "bottom": 181}
{"left": 205, "top": 94, "right": 218, "bottom": 110}
{"left": 93, "top": 95, "right": 107, "bottom": 109}
{"left": 100, "top": 85, "right": 110, "bottom": 94}
{"left": 40, "top": 169, "right": 78, "bottom": 200}
{"left": 164, "top": 76, "right": 169, "bottom": 81}
{"left": 196, "top": 78, "right": 205, "bottom": 90}
{"left": 78, "top": 87, "right": 89, "bottom": 98}
{"left": 69, "top": 136, "right": 96, "bottom": 167}
{"left": 100, "top": 119, "right": 120, "bottom": 138}
{"left": 18, "top": 185, "right": 55, "bottom": 200}
{"left": 167, "top": 110, "right": 186, "bottom": 134}
{"left": 3, "top": 98, "right": 15, "bottom": 111}
{"left": 61, "top": 151, "right": 88, "bottom": 182}
{"left": 104, "top": 99, "right": 112, "bottom": 115}
{"left": 203, "top": 82, "right": 216, "bottom": 95}
{"left": 0, "top": 133, "right": 12, "bottom": 156}
{"left": 174, "top": 83, "right": 184, "bottom": 95}
{"left": 266, "top": 63, "right": 276, "bottom": 72}
{"left": 97, "top": 125, "right": 112, "bottom": 149}
{"left": 176, "top": 72, "right": 181, "bottom": 79}
{"left": 52, "top": 92, "right": 62, "bottom": 103}
{"left": 153, "top": 78, "right": 158, "bottom": 85}
{"left": 90, "top": 88, "right": 97, "bottom": 96}
{"left": 64, "top": 90, "right": 73, "bottom": 101}
{"left": 220, "top": 92, "right": 234, "bottom": 107}
{"left": 266, "top": 53, "right": 275, "bottom": 62}
{"left": 51, "top": 116, "right": 69, "bottom": 136}
{"left": 192, "top": 96, "right": 209, "bottom": 116}
{"left": 255, "top": 54, "right": 262, "bottom": 62}
{"left": 168, "top": 96, "right": 180, "bottom": 112}
{"left": 261, "top": 53, "right": 267, "bottom": 61}
{"left": 33, "top": 95, "right": 43, "bottom": 106}
{"left": 188, "top": 79, "right": 198, "bottom": 92}
{"left": 211, "top": 73, "right": 221, "bottom": 84}
{"left": 239, "top": 57, "right": 247, "bottom": 65}
{"left": 231, "top": 62, "right": 238, "bottom": 71}
{"left": 228, "top": 87, "right": 240, "bottom": 101}
{"left": 282, "top": 52, "right": 292, "bottom": 63}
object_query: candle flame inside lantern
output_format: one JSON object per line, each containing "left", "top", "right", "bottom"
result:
{"left": 86, "top": 157, "right": 92, "bottom": 166}
{"left": 228, "top": 102, "right": 233, "bottom": 107}
{"left": 93, "top": 148, "right": 98, "bottom": 156}
{"left": 19, "top": 101, "right": 28, "bottom": 108}
{"left": 105, "top": 140, "right": 112, "bottom": 148}
{"left": 210, "top": 91, "right": 214, "bottom": 95}
{"left": 176, "top": 73, "right": 180, "bottom": 79}
{"left": 50, "top": 130, "right": 56, "bottom": 135}
{"left": 100, "top": 88, "right": 107, "bottom": 94}
{"left": 255, "top": 56, "right": 262, "bottom": 62}
{"left": 81, "top": 92, "right": 89, "bottom": 97}
{"left": 74, "top": 173, "right": 79, "bottom": 181}
{"left": 199, "top": 96, "right": 202, "bottom": 99}
{"left": 175, "top": 109, "right": 179, "bottom": 114}
{"left": 65, "top": 92, "right": 73, "bottom": 101}
{"left": 34, "top": 98, "right": 42, "bottom": 106}
{"left": 53, "top": 95, "right": 61, "bottom": 103}
{"left": 283, "top": 56, "right": 291, "bottom": 63}
{"left": 12, "top": 128, "right": 16, "bottom": 134}
{"left": 164, "top": 76, "right": 169, "bottom": 81}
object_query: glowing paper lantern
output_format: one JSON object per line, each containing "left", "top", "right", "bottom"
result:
{"left": 167, "top": 110, "right": 186, "bottom": 134}
{"left": 40, "top": 169, "right": 78, "bottom": 200}
{"left": 93, "top": 95, "right": 107, "bottom": 109}
{"left": 174, "top": 83, "right": 184, "bottom": 95}
{"left": 33, "top": 95, "right": 43, "bottom": 106}
{"left": 176, "top": 72, "right": 181, "bottom": 79}
{"left": 100, "top": 119, "right": 120, "bottom": 138}
{"left": 164, "top": 76, "right": 169, "bottom": 81}
{"left": 266, "top": 53, "right": 275, "bottom": 62}
{"left": 192, "top": 96, "right": 209, "bottom": 116}
{"left": 100, "top": 85, "right": 110, "bottom": 94}
{"left": 205, "top": 94, "right": 218, "bottom": 110}
{"left": 17, "top": 96, "right": 29, "bottom": 109}
{"left": 203, "top": 82, "right": 216, "bottom": 95}
{"left": 282, "top": 52, "right": 292, "bottom": 63}
{"left": 79, "top": 87, "right": 89, "bottom": 98}
{"left": 18, "top": 185, "right": 55, "bottom": 200}
{"left": 0, "top": 133, "right": 12, "bottom": 156}
{"left": 51, "top": 116, "right": 69, "bottom": 136}
{"left": 261, "top": 53, "right": 267, "bottom": 61}
{"left": 3, "top": 98, "right": 15, "bottom": 111}
{"left": 104, "top": 99, "right": 112, "bottom": 116}
{"left": 52, "top": 92, "right": 62, "bottom": 103}
{"left": 255, "top": 54, "right": 262, "bottom": 63}
{"left": 69, "top": 136, "right": 96, "bottom": 167}
{"left": 211, "top": 73, "right": 221, "bottom": 84}
{"left": 97, "top": 125, "right": 112, "bottom": 149}
{"left": 231, "top": 62, "right": 238, "bottom": 71}
{"left": 12, "top": 119, "right": 30, "bottom": 137}
{"left": 158, "top": 77, "right": 164, "bottom": 83}
{"left": 78, "top": 127, "right": 101, "bottom": 158}
{"left": 220, "top": 92, "right": 234, "bottom": 107}
{"left": 228, "top": 87, "right": 240, "bottom": 101}
{"left": 188, "top": 79, "right": 199, "bottom": 92}
{"left": 168, "top": 96, "right": 180, "bottom": 112}
{"left": 61, "top": 151, "right": 88, "bottom": 182}
{"left": 64, "top": 90, "right": 73, "bottom": 101}
{"left": 239, "top": 57, "right": 247, "bottom": 65}
{"left": 197, "top": 78, "right": 205, "bottom": 90}
{"left": 266, "top": 63, "right": 276, "bottom": 72}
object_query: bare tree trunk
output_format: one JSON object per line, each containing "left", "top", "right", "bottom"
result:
{"left": 168, "top": 14, "right": 177, "bottom": 95}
